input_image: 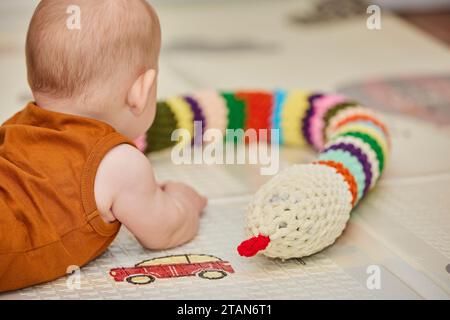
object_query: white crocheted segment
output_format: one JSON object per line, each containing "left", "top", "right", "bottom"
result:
{"left": 245, "top": 164, "right": 353, "bottom": 259}
{"left": 325, "top": 106, "right": 375, "bottom": 139}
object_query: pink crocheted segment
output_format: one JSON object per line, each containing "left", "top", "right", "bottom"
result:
{"left": 134, "top": 134, "right": 147, "bottom": 153}
{"left": 309, "top": 94, "right": 346, "bottom": 150}
{"left": 193, "top": 90, "right": 228, "bottom": 135}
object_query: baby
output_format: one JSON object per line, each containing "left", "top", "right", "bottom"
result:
{"left": 0, "top": 0, "right": 207, "bottom": 292}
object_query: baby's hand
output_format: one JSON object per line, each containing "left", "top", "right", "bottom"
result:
{"left": 161, "top": 181, "right": 207, "bottom": 216}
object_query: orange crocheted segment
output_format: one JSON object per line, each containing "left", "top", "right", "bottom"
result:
{"left": 334, "top": 114, "right": 390, "bottom": 140}
{"left": 316, "top": 160, "right": 358, "bottom": 207}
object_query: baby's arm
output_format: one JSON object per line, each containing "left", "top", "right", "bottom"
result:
{"left": 94, "top": 144, "right": 207, "bottom": 250}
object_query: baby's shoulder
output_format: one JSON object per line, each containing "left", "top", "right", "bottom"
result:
{"left": 94, "top": 144, "right": 156, "bottom": 219}
{"left": 97, "top": 144, "right": 154, "bottom": 182}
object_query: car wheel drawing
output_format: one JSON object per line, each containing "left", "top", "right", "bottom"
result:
{"left": 197, "top": 269, "right": 228, "bottom": 280}
{"left": 125, "top": 274, "right": 156, "bottom": 285}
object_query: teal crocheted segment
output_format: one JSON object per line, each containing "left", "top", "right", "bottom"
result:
{"left": 318, "top": 149, "right": 365, "bottom": 202}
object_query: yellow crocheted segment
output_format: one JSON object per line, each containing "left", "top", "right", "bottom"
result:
{"left": 281, "top": 90, "right": 310, "bottom": 147}
{"left": 166, "top": 96, "right": 194, "bottom": 143}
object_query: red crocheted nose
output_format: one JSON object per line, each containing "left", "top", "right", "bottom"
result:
{"left": 237, "top": 234, "right": 270, "bottom": 257}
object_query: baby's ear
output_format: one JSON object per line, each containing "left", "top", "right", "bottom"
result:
{"left": 127, "top": 69, "right": 157, "bottom": 116}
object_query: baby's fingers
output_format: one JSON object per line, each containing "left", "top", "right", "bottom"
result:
{"left": 195, "top": 194, "right": 208, "bottom": 215}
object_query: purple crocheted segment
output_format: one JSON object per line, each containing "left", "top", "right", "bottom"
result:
{"left": 184, "top": 96, "right": 206, "bottom": 145}
{"left": 302, "top": 94, "right": 323, "bottom": 147}
{"left": 324, "top": 142, "right": 373, "bottom": 195}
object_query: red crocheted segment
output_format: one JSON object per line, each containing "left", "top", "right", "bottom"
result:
{"left": 237, "top": 234, "right": 271, "bottom": 257}
{"left": 235, "top": 91, "right": 273, "bottom": 143}
{"left": 316, "top": 160, "right": 358, "bottom": 207}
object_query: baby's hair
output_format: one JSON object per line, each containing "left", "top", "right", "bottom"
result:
{"left": 26, "top": 0, "right": 161, "bottom": 100}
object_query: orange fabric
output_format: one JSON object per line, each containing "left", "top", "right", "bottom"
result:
{"left": 0, "top": 103, "right": 134, "bottom": 292}
{"left": 316, "top": 161, "right": 358, "bottom": 207}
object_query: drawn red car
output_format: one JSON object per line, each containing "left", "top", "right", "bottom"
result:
{"left": 110, "top": 254, "right": 235, "bottom": 285}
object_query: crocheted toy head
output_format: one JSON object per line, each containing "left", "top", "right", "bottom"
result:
{"left": 238, "top": 164, "right": 352, "bottom": 259}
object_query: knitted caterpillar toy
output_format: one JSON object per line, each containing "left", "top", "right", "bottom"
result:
{"left": 139, "top": 90, "right": 389, "bottom": 260}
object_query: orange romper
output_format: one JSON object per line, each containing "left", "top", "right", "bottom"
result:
{"left": 0, "top": 103, "right": 133, "bottom": 292}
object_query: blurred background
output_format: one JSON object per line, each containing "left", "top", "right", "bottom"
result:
{"left": 1, "top": 0, "right": 450, "bottom": 123}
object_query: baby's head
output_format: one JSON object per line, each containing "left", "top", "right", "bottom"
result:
{"left": 26, "top": 0, "right": 161, "bottom": 139}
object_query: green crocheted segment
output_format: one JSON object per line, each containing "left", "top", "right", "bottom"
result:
{"left": 145, "top": 101, "right": 178, "bottom": 153}
{"left": 222, "top": 92, "right": 246, "bottom": 143}
{"left": 323, "top": 102, "right": 358, "bottom": 136}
